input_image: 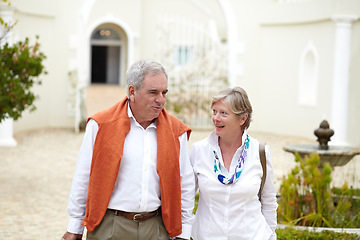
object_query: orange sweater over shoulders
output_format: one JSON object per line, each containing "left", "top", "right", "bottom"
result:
{"left": 81, "top": 97, "right": 191, "bottom": 238}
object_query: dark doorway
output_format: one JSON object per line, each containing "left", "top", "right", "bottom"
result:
{"left": 91, "top": 46, "right": 107, "bottom": 83}
{"left": 91, "top": 45, "right": 120, "bottom": 84}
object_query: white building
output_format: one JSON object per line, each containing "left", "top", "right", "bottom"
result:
{"left": 1, "top": 0, "right": 359, "bottom": 147}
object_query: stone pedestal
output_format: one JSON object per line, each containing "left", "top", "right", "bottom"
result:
{"left": 283, "top": 144, "right": 360, "bottom": 168}
{"left": 0, "top": 3, "right": 17, "bottom": 147}
{"left": 0, "top": 118, "right": 17, "bottom": 147}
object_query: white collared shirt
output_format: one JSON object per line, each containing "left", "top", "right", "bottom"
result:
{"left": 190, "top": 130, "right": 278, "bottom": 240}
{"left": 67, "top": 105, "right": 195, "bottom": 239}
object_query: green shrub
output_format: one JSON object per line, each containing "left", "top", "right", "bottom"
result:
{"left": 1, "top": 0, "right": 47, "bottom": 123}
{"left": 278, "top": 153, "right": 360, "bottom": 228}
{"left": 276, "top": 226, "right": 360, "bottom": 240}
{"left": 0, "top": 37, "right": 47, "bottom": 122}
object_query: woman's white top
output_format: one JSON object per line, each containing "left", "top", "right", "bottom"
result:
{"left": 190, "top": 130, "right": 278, "bottom": 240}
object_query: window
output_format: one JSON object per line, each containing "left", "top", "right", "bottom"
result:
{"left": 91, "top": 27, "right": 121, "bottom": 41}
{"left": 174, "top": 46, "right": 194, "bottom": 66}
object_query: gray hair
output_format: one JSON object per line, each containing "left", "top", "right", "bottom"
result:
{"left": 126, "top": 59, "right": 168, "bottom": 98}
{"left": 211, "top": 86, "right": 253, "bottom": 129}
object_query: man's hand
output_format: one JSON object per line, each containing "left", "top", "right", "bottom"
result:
{"left": 61, "top": 231, "right": 83, "bottom": 240}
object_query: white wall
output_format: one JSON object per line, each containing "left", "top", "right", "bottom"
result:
{"left": 6, "top": 0, "right": 360, "bottom": 146}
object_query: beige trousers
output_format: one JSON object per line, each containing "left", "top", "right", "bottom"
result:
{"left": 86, "top": 209, "right": 169, "bottom": 240}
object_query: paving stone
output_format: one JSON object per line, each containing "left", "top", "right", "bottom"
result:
{"left": 0, "top": 128, "right": 359, "bottom": 239}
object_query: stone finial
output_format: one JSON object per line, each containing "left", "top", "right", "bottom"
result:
{"left": 314, "top": 120, "right": 334, "bottom": 150}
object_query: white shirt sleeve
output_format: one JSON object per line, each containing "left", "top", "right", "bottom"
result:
{"left": 175, "top": 132, "right": 196, "bottom": 239}
{"left": 66, "top": 119, "right": 98, "bottom": 234}
{"left": 67, "top": 121, "right": 196, "bottom": 237}
{"left": 260, "top": 145, "right": 278, "bottom": 240}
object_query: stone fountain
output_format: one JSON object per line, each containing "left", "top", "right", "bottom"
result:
{"left": 283, "top": 120, "right": 360, "bottom": 167}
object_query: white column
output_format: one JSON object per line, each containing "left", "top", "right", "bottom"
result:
{"left": 218, "top": 0, "right": 238, "bottom": 87}
{"left": 0, "top": 118, "right": 17, "bottom": 147}
{"left": 0, "top": 3, "right": 17, "bottom": 147}
{"left": 330, "top": 15, "right": 358, "bottom": 145}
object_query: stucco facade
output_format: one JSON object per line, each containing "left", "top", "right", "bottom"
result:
{"left": 1, "top": 0, "right": 359, "bottom": 146}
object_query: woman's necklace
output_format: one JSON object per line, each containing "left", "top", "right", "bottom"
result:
{"left": 213, "top": 134, "right": 250, "bottom": 185}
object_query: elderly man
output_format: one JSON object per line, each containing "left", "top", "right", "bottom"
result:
{"left": 62, "top": 59, "right": 195, "bottom": 240}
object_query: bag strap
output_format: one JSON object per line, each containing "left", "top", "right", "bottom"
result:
{"left": 258, "top": 143, "right": 267, "bottom": 201}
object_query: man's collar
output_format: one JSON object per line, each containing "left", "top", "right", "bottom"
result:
{"left": 127, "top": 101, "right": 157, "bottom": 129}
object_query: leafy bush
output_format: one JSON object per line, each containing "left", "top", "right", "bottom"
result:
{"left": 276, "top": 226, "right": 360, "bottom": 239}
{"left": 278, "top": 153, "right": 360, "bottom": 228}
{"left": 0, "top": 37, "right": 47, "bottom": 122}
{"left": 333, "top": 186, "right": 360, "bottom": 197}
{"left": 1, "top": 1, "right": 47, "bottom": 124}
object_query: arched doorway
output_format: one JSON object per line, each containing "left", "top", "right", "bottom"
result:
{"left": 86, "top": 23, "right": 128, "bottom": 118}
{"left": 90, "top": 23, "right": 127, "bottom": 85}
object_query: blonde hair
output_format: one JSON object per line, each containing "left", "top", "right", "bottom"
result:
{"left": 211, "top": 87, "right": 253, "bottom": 129}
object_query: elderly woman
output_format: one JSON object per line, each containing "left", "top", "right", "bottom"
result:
{"left": 190, "top": 87, "right": 277, "bottom": 240}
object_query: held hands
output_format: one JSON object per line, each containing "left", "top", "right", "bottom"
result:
{"left": 61, "top": 231, "right": 83, "bottom": 240}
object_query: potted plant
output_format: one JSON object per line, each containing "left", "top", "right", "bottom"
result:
{"left": 0, "top": 0, "right": 47, "bottom": 145}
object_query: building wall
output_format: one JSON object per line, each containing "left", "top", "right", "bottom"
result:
{"left": 4, "top": 0, "right": 360, "bottom": 146}
{"left": 231, "top": 0, "right": 360, "bottom": 146}
{"left": 251, "top": 21, "right": 335, "bottom": 138}
{"left": 12, "top": 0, "right": 74, "bottom": 131}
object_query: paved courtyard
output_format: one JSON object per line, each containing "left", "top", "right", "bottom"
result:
{"left": 0, "top": 128, "right": 359, "bottom": 239}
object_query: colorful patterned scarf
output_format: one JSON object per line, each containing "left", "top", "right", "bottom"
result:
{"left": 213, "top": 134, "right": 250, "bottom": 184}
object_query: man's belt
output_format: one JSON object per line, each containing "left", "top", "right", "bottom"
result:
{"left": 108, "top": 208, "right": 159, "bottom": 222}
